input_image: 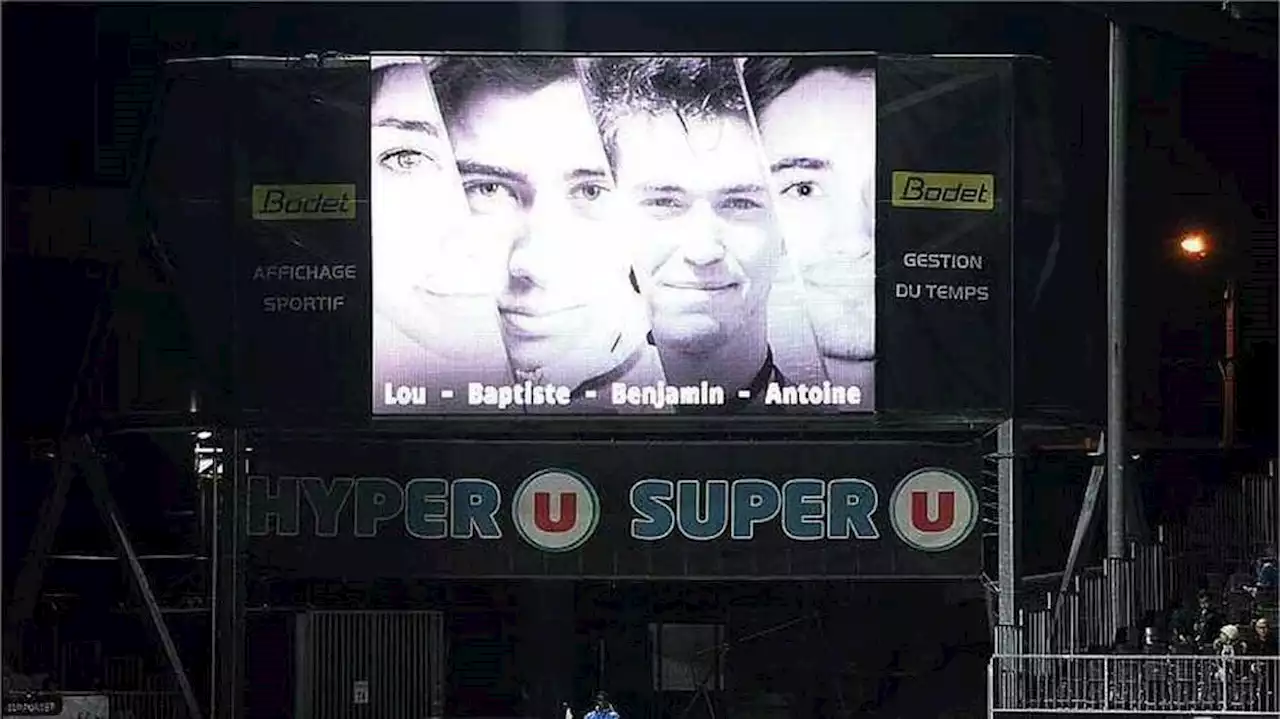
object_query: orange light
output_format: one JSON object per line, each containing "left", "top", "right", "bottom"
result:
{"left": 1178, "top": 234, "right": 1209, "bottom": 259}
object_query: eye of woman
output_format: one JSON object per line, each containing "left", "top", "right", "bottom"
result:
{"left": 377, "top": 148, "right": 435, "bottom": 175}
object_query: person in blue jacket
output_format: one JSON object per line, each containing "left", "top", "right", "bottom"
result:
{"left": 584, "top": 691, "right": 620, "bottom": 719}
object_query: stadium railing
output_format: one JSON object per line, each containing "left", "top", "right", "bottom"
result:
{"left": 989, "top": 654, "right": 1279, "bottom": 716}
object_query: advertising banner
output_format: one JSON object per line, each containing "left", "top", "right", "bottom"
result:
{"left": 245, "top": 438, "right": 985, "bottom": 579}
{"left": 152, "top": 53, "right": 1028, "bottom": 421}
{"left": 231, "top": 63, "right": 372, "bottom": 420}
{"left": 877, "top": 57, "right": 1012, "bottom": 412}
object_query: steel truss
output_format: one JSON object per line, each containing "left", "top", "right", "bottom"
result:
{"left": 4, "top": 435, "right": 204, "bottom": 719}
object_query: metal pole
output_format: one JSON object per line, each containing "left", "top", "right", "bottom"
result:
{"left": 1222, "top": 279, "right": 1237, "bottom": 448}
{"left": 208, "top": 436, "right": 222, "bottom": 717}
{"left": 4, "top": 447, "right": 75, "bottom": 667}
{"left": 213, "top": 429, "right": 246, "bottom": 719}
{"left": 1105, "top": 19, "right": 1130, "bottom": 638}
{"left": 996, "top": 419, "right": 1021, "bottom": 655}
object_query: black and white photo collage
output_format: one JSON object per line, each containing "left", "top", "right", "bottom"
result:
{"left": 371, "top": 55, "right": 876, "bottom": 415}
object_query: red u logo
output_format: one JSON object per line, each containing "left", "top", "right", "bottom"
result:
{"left": 910, "top": 490, "right": 955, "bottom": 533}
{"left": 534, "top": 492, "right": 577, "bottom": 533}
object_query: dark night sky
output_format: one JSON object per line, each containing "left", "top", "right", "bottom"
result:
{"left": 2, "top": 1, "right": 1276, "bottom": 442}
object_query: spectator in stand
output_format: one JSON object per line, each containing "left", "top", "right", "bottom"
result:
{"left": 1214, "top": 624, "right": 1247, "bottom": 656}
{"left": 584, "top": 691, "right": 621, "bottom": 719}
{"left": 1248, "top": 617, "right": 1277, "bottom": 655}
{"left": 1193, "top": 591, "right": 1226, "bottom": 651}
{"left": 1226, "top": 564, "right": 1258, "bottom": 625}
{"left": 1230, "top": 562, "right": 1256, "bottom": 593}
{"left": 1247, "top": 617, "right": 1279, "bottom": 714}
{"left": 1256, "top": 555, "right": 1278, "bottom": 592}
{"left": 1162, "top": 619, "right": 1200, "bottom": 703}
{"left": 1252, "top": 555, "right": 1279, "bottom": 631}
{"left": 1138, "top": 626, "right": 1170, "bottom": 704}
{"left": 1168, "top": 619, "right": 1198, "bottom": 655}
{"left": 1141, "top": 626, "right": 1166, "bottom": 654}
{"left": 1210, "top": 625, "right": 1249, "bottom": 702}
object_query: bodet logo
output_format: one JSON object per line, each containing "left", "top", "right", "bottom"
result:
{"left": 889, "top": 468, "right": 978, "bottom": 552}
{"left": 891, "top": 171, "right": 995, "bottom": 211}
{"left": 251, "top": 184, "right": 357, "bottom": 221}
{"left": 511, "top": 469, "right": 601, "bottom": 552}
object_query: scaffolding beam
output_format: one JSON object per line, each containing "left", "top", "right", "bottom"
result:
{"left": 3, "top": 444, "right": 76, "bottom": 667}
{"left": 995, "top": 419, "right": 1022, "bottom": 655}
{"left": 1105, "top": 18, "right": 1132, "bottom": 639}
{"left": 1050, "top": 433, "right": 1107, "bottom": 649}
{"left": 73, "top": 435, "right": 204, "bottom": 719}
{"left": 212, "top": 429, "right": 247, "bottom": 719}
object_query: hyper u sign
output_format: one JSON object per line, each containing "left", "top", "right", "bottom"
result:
{"left": 243, "top": 441, "right": 985, "bottom": 579}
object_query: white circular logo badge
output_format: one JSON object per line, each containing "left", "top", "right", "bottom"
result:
{"left": 889, "top": 468, "right": 978, "bottom": 552}
{"left": 511, "top": 469, "right": 600, "bottom": 553}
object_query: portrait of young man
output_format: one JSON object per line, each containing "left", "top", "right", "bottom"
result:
{"left": 580, "top": 56, "right": 794, "bottom": 413}
{"left": 743, "top": 55, "right": 878, "bottom": 407}
{"left": 429, "top": 55, "right": 665, "bottom": 412}
{"left": 370, "top": 56, "right": 513, "bottom": 414}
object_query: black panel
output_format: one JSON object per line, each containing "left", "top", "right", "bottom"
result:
{"left": 876, "top": 57, "right": 1013, "bottom": 412}
{"left": 231, "top": 63, "right": 372, "bottom": 422}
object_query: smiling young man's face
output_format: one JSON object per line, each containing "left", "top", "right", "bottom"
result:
{"left": 445, "top": 75, "right": 641, "bottom": 383}
{"left": 610, "top": 110, "right": 783, "bottom": 356}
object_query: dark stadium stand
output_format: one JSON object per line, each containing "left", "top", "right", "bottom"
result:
{"left": 992, "top": 470, "right": 1279, "bottom": 717}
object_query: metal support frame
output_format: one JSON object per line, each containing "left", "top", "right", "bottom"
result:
{"left": 1105, "top": 19, "right": 1132, "bottom": 641}
{"left": 211, "top": 429, "right": 247, "bottom": 719}
{"left": 995, "top": 418, "right": 1022, "bottom": 655}
{"left": 6, "top": 32, "right": 216, "bottom": 713}
{"left": 4, "top": 444, "right": 76, "bottom": 667}
{"left": 72, "top": 435, "right": 204, "bottom": 719}
{"left": 5, "top": 261, "right": 116, "bottom": 664}
{"left": 1221, "top": 279, "right": 1237, "bottom": 448}
{"left": 1050, "top": 432, "right": 1107, "bottom": 649}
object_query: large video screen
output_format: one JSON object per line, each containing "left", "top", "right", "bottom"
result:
{"left": 371, "top": 54, "right": 878, "bottom": 415}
